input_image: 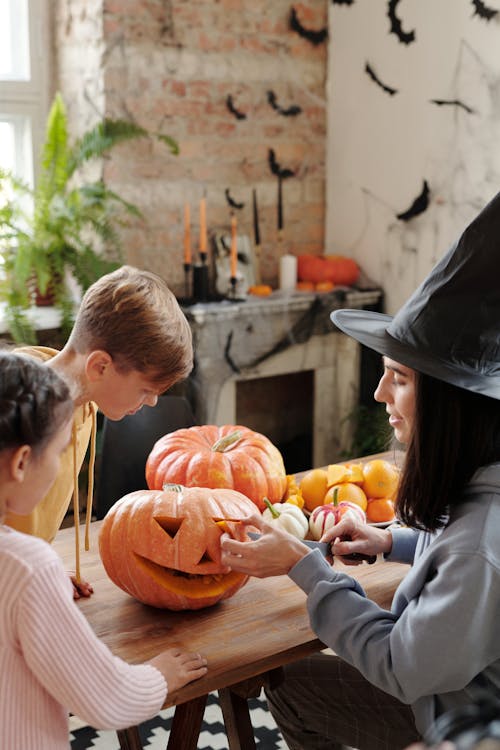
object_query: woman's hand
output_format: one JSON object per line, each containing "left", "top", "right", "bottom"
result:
{"left": 220, "top": 513, "right": 311, "bottom": 578}
{"left": 321, "top": 514, "right": 393, "bottom": 565}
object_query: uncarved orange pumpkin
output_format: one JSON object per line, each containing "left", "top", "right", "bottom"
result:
{"left": 146, "top": 425, "right": 287, "bottom": 511}
{"left": 297, "top": 254, "right": 360, "bottom": 287}
{"left": 99, "top": 485, "right": 256, "bottom": 610}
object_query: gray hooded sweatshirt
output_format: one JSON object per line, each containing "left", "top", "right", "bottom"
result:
{"left": 288, "top": 462, "right": 500, "bottom": 734}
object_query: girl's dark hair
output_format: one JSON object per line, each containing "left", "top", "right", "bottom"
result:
{"left": 397, "top": 372, "right": 500, "bottom": 531}
{"left": 0, "top": 352, "right": 73, "bottom": 455}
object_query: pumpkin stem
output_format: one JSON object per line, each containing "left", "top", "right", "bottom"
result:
{"left": 162, "top": 483, "right": 184, "bottom": 493}
{"left": 332, "top": 487, "right": 339, "bottom": 507}
{"left": 264, "top": 497, "right": 280, "bottom": 518}
{"left": 212, "top": 430, "right": 243, "bottom": 453}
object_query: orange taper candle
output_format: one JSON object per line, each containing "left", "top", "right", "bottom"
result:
{"left": 184, "top": 203, "right": 192, "bottom": 264}
{"left": 230, "top": 214, "right": 237, "bottom": 278}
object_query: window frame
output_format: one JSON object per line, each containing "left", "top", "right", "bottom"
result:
{"left": 0, "top": 0, "right": 52, "bottom": 185}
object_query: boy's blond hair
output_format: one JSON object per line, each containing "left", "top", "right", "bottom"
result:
{"left": 67, "top": 266, "right": 193, "bottom": 389}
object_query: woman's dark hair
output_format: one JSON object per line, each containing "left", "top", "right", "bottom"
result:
{"left": 0, "top": 351, "right": 73, "bottom": 456}
{"left": 396, "top": 371, "right": 500, "bottom": 531}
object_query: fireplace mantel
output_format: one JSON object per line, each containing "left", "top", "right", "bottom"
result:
{"left": 183, "top": 287, "right": 382, "bottom": 468}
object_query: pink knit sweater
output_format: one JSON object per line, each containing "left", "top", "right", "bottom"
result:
{"left": 0, "top": 526, "right": 167, "bottom": 750}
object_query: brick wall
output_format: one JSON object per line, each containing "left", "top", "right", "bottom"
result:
{"left": 54, "top": 0, "right": 327, "bottom": 294}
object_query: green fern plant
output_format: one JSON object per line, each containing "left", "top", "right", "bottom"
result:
{"left": 0, "top": 93, "right": 178, "bottom": 343}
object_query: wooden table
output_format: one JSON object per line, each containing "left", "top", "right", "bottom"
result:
{"left": 54, "top": 517, "right": 408, "bottom": 750}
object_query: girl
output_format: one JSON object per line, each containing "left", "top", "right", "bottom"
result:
{"left": 0, "top": 351, "right": 207, "bottom": 750}
{"left": 221, "top": 190, "right": 500, "bottom": 750}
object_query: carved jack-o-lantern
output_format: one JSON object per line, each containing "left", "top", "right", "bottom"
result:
{"left": 146, "top": 425, "right": 287, "bottom": 511}
{"left": 98, "top": 485, "right": 256, "bottom": 610}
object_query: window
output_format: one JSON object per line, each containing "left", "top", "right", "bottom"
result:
{"left": 0, "top": 0, "right": 51, "bottom": 187}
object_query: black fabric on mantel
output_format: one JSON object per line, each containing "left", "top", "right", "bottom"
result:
{"left": 224, "top": 288, "right": 354, "bottom": 373}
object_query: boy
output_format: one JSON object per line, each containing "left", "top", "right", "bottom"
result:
{"left": 6, "top": 265, "right": 193, "bottom": 594}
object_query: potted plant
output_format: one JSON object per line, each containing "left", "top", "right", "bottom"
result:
{"left": 0, "top": 92, "right": 178, "bottom": 343}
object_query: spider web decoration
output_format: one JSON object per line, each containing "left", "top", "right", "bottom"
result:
{"left": 396, "top": 180, "right": 430, "bottom": 221}
{"left": 471, "top": 0, "right": 498, "bottom": 20}
{"left": 289, "top": 6, "right": 328, "bottom": 46}
{"left": 365, "top": 63, "right": 398, "bottom": 95}
{"left": 267, "top": 90, "right": 302, "bottom": 117}
{"left": 226, "top": 94, "right": 247, "bottom": 120}
{"left": 224, "top": 188, "right": 245, "bottom": 210}
{"left": 387, "top": 0, "right": 416, "bottom": 44}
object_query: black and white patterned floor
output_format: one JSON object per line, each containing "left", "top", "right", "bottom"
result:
{"left": 70, "top": 691, "right": 286, "bottom": 749}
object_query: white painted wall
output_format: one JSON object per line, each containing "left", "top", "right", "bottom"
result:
{"left": 326, "top": 0, "right": 500, "bottom": 314}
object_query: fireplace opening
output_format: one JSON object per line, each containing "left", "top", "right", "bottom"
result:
{"left": 236, "top": 371, "right": 314, "bottom": 475}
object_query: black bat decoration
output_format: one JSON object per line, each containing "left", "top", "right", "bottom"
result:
{"left": 268, "top": 149, "right": 295, "bottom": 179}
{"left": 332, "top": 0, "right": 355, "bottom": 4}
{"left": 397, "top": 180, "right": 430, "bottom": 221}
{"left": 289, "top": 6, "right": 328, "bottom": 46}
{"left": 226, "top": 94, "right": 247, "bottom": 120}
{"left": 471, "top": 0, "right": 498, "bottom": 20}
{"left": 387, "top": 0, "right": 416, "bottom": 45}
{"left": 365, "top": 63, "right": 398, "bottom": 96}
{"left": 430, "top": 98, "right": 476, "bottom": 115}
{"left": 224, "top": 188, "right": 245, "bottom": 210}
{"left": 267, "top": 90, "right": 302, "bottom": 117}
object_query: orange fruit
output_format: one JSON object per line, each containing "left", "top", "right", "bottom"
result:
{"left": 300, "top": 468, "right": 329, "bottom": 511}
{"left": 362, "top": 459, "right": 399, "bottom": 499}
{"left": 366, "top": 497, "right": 396, "bottom": 524}
{"left": 323, "top": 482, "right": 368, "bottom": 512}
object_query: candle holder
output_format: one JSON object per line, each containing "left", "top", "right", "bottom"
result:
{"left": 193, "top": 263, "right": 209, "bottom": 302}
{"left": 229, "top": 275, "right": 238, "bottom": 299}
{"left": 183, "top": 262, "right": 192, "bottom": 299}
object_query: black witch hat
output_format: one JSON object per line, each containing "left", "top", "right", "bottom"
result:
{"left": 331, "top": 191, "right": 500, "bottom": 400}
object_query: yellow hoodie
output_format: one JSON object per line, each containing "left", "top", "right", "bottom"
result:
{"left": 5, "top": 347, "right": 97, "bottom": 580}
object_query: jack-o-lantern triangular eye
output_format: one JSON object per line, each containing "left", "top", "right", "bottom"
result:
{"left": 199, "top": 550, "right": 216, "bottom": 564}
{"left": 154, "top": 516, "right": 184, "bottom": 539}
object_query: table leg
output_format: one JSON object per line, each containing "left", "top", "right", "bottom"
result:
{"left": 218, "top": 687, "right": 256, "bottom": 750}
{"left": 117, "top": 726, "right": 143, "bottom": 750}
{"left": 167, "top": 694, "right": 207, "bottom": 749}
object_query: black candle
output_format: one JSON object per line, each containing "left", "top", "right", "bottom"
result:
{"left": 252, "top": 188, "right": 261, "bottom": 246}
{"left": 277, "top": 176, "right": 283, "bottom": 231}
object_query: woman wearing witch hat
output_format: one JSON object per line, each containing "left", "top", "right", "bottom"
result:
{"left": 220, "top": 192, "right": 500, "bottom": 749}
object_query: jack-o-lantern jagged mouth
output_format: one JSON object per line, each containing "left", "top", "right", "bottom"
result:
{"left": 133, "top": 553, "right": 245, "bottom": 598}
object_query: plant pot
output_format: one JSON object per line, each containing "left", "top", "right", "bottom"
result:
{"left": 32, "top": 275, "right": 61, "bottom": 307}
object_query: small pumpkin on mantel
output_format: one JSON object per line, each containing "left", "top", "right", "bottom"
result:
{"left": 145, "top": 425, "right": 287, "bottom": 511}
{"left": 297, "top": 254, "right": 360, "bottom": 287}
{"left": 99, "top": 485, "right": 257, "bottom": 610}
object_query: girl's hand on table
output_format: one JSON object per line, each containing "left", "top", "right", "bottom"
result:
{"left": 320, "top": 515, "right": 393, "bottom": 565}
{"left": 149, "top": 648, "right": 208, "bottom": 693}
{"left": 70, "top": 574, "right": 94, "bottom": 599}
{"left": 220, "top": 513, "right": 310, "bottom": 577}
